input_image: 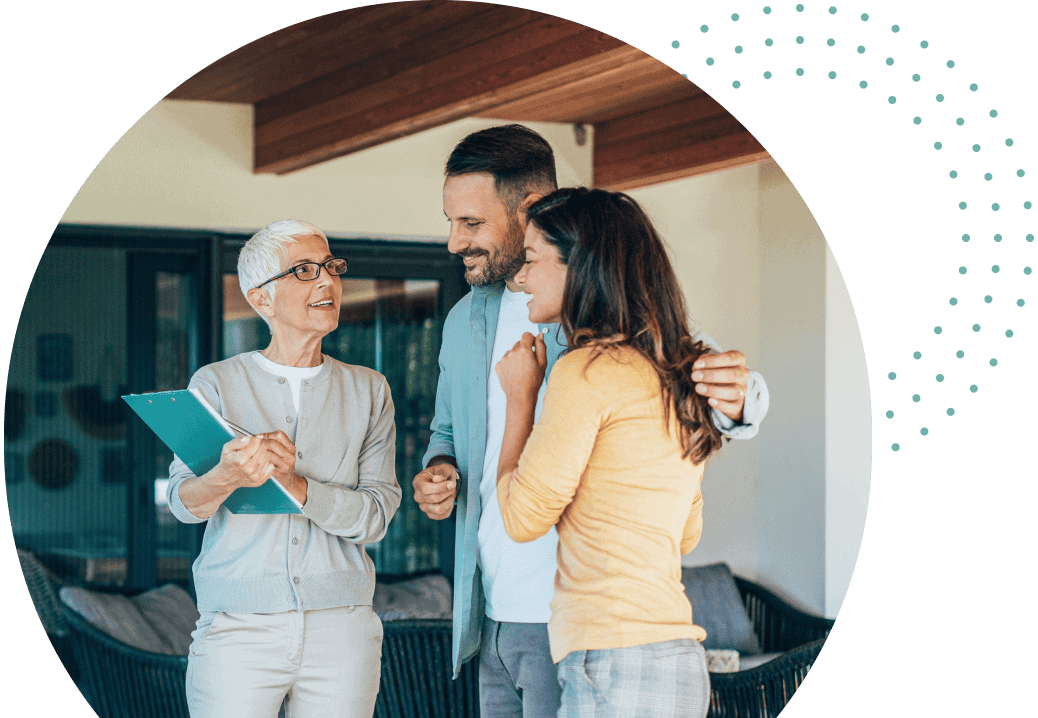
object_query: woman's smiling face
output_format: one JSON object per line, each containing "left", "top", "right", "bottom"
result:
{"left": 268, "top": 233, "right": 343, "bottom": 339}
{"left": 514, "top": 223, "right": 567, "bottom": 325}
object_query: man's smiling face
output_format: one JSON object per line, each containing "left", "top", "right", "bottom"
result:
{"left": 442, "top": 172, "right": 525, "bottom": 287}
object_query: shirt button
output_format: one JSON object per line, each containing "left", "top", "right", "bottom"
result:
{"left": 278, "top": 377, "right": 286, "bottom": 384}
{"left": 292, "top": 537, "right": 298, "bottom": 545}
{"left": 297, "top": 451, "right": 303, "bottom": 459}
{"left": 287, "top": 416, "right": 294, "bottom": 423}
{"left": 293, "top": 577, "right": 300, "bottom": 584}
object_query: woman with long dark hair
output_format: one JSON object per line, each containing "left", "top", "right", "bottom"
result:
{"left": 494, "top": 188, "right": 723, "bottom": 718}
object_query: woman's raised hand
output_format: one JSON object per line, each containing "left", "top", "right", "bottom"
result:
{"left": 210, "top": 435, "right": 279, "bottom": 489}
{"left": 495, "top": 331, "right": 548, "bottom": 403}
{"left": 261, "top": 431, "right": 299, "bottom": 486}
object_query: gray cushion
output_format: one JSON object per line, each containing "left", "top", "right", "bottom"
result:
{"left": 681, "top": 562, "right": 761, "bottom": 655}
{"left": 738, "top": 652, "right": 782, "bottom": 671}
{"left": 373, "top": 574, "right": 452, "bottom": 621}
{"left": 131, "top": 583, "right": 199, "bottom": 656}
{"left": 60, "top": 586, "right": 175, "bottom": 654}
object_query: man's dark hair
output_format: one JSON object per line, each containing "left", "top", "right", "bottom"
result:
{"left": 445, "top": 124, "right": 558, "bottom": 213}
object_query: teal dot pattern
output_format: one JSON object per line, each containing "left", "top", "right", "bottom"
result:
{"left": 669, "top": 7, "right": 1031, "bottom": 454}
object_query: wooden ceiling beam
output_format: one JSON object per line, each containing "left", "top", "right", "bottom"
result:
{"left": 169, "top": 4, "right": 769, "bottom": 184}
{"left": 169, "top": 2, "right": 466, "bottom": 103}
{"left": 254, "top": 4, "right": 543, "bottom": 128}
{"left": 473, "top": 53, "right": 688, "bottom": 124}
{"left": 253, "top": 18, "right": 631, "bottom": 174}
{"left": 593, "top": 96, "right": 770, "bottom": 190}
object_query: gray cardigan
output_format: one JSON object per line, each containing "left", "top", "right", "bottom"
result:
{"left": 167, "top": 353, "right": 402, "bottom": 614}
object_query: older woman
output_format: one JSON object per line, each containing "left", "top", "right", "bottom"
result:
{"left": 167, "top": 219, "right": 401, "bottom": 718}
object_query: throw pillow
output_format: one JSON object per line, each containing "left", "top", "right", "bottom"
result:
{"left": 59, "top": 586, "right": 175, "bottom": 654}
{"left": 704, "top": 649, "right": 740, "bottom": 673}
{"left": 131, "top": 584, "right": 200, "bottom": 656}
{"left": 738, "top": 653, "right": 782, "bottom": 671}
{"left": 372, "top": 574, "right": 452, "bottom": 621}
{"left": 681, "top": 562, "right": 762, "bottom": 655}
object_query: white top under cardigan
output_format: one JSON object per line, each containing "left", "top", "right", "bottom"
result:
{"left": 166, "top": 353, "right": 402, "bottom": 614}
{"left": 477, "top": 286, "right": 558, "bottom": 623}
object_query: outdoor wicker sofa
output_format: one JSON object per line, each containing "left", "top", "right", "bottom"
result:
{"left": 24, "top": 551, "right": 832, "bottom": 718}
{"left": 706, "top": 575, "right": 835, "bottom": 718}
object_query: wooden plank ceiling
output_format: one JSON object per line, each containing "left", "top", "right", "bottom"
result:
{"left": 168, "top": 0, "right": 769, "bottom": 190}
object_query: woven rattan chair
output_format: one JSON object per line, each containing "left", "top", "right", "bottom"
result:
{"left": 706, "top": 576, "right": 835, "bottom": 718}
{"left": 16, "top": 549, "right": 80, "bottom": 682}
{"left": 376, "top": 619, "right": 480, "bottom": 718}
{"left": 36, "top": 557, "right": 826, "bottom": 718}
{"left": 58, "top": 600, "right": 190, "bottom": 718}
{"left": 60, "top": 606, "right": 478, "bottom": 718}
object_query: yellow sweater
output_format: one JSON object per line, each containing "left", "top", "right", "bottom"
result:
{"left": 498, "top": 346, "right": 707, "bottom": 663}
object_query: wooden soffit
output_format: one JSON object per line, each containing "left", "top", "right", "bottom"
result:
{"left": 168, "top": 1, "right": 769, "bottom": 189}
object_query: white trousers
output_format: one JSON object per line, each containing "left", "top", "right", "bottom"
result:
{"left": 185, "top": 606, "right": 382, "bottom": 718}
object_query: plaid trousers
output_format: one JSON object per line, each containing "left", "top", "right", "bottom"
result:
{"left": 556, "top": 639, "right": 710, "bottom": 718}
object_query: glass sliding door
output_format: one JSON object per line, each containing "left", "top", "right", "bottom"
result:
{"left": 7, "top": 237, "right": 213, "bottom": 590}
{"left": 6, "top": 247, "right": 131, "bottom": 584}
{"left": 126, "top": 253, "right": 210, "bottom": 589}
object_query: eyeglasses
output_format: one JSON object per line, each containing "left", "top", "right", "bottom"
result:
{"left": 254, "top": 258, "right": 348, "bottom": 289}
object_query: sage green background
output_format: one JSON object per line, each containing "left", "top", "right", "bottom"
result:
{"left": 2, "top": 1, "right": 1029, "bottom": 718}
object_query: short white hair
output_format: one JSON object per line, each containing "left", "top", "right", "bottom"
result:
{"left": 238, "top": 219, "right": 328, "bottom": 324}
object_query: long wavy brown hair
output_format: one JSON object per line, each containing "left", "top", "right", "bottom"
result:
{"left": 526, "top": 187, "right": 724, "bottom": 464}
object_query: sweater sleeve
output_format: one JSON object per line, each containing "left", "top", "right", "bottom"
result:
{"left": 166, "top": 370, "right": 218, "bottom": 524}
{"left": 497, "top": 350, "right": 608, "bottom": 543}
{"left": 303, "top": 375, "right": 402, "bottom": 542}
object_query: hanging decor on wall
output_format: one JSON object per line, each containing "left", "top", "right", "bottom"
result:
{"left": 36, "top": 334, "right": 74, "bottom": 381}
{"left": 62, "top": 344, "right": 127, "bottom": 440}
{"left": 62, "top": 386, "right": 128, "bottom": 440}
{"left": 4, "top": 388, "right": 27, "bottom": 440}
{"left": 28, "top": 439, "right": 79, "bottom": 490}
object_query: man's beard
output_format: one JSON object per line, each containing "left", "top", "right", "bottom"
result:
{"left": 463, "top": 216, "right": 525, "bottom": 287}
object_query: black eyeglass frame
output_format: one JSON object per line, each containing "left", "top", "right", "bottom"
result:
{"left": 253, "top": 258, "right": 349, "bottom": 289}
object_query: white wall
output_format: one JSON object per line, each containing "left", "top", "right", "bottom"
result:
{"left": 756, "top": 160, "right": 828, "bottom": 612}
{"left": 824, "top": 246, "right": 872, "bottom": 617}
{"left": 52, "top": 99, "right": 870, "bottom": 617}
{"left": 62, "top": 100, "right": 592, "bottom": 236}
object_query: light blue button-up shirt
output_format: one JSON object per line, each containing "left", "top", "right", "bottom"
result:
{"left": 422, "top": 282, "right": 769, "bottom": 677}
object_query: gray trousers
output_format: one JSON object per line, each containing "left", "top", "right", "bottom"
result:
{"left": 478, "top": 617, "right": 562, "bottom": 718}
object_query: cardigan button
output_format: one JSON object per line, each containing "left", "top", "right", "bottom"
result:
{"left": 278, "top": 377, "right": 286, "bottom": 384}
{"left": 293, "top": 577, "right": 300, "bottom": 584}
{"left": 287, "top": 416, "right": 294, "bottom": 423}
{"left": 297, "top": 451, "right": 303, "bottom": 459}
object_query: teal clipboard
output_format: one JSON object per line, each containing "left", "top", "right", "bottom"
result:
{"left": 122, "top": 389, "right": 303, "bottom": 515}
